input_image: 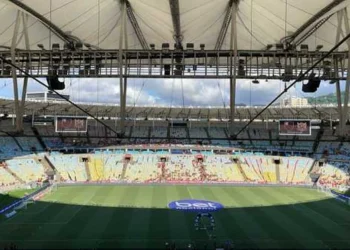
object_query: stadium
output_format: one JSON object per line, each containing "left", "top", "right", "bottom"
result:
{"left": 0, "top": 0, "right": 350, "bottom": 249}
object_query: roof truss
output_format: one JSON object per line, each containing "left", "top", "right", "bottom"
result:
{"left": 125, "top": 0, "right": 149, "bottom": 50}
{"left": 286, "top": 0, "right": 345, "bottom": 47}
{"left": 7, "top": 0, "right": 76, "bottom": 45}
{"left": 214, "top": 0, "right": 234, "bottom": 50}
{"left": 169, "top": 0, "right": 182, "bottom": 49}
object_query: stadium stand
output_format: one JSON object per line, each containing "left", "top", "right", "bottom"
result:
{"left": 0, "top": 119, "right": 349, "bottom": 194}
{"left": 0, "top": 136, "right": 21, "bottom": 157}
{"left": 0, "top": 165, "right": 20, "bottom": 187}
{"left": 5, "top": 158, "right": 46, "bottom": 183}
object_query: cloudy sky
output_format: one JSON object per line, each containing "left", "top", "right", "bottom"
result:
{"left": 0, "top": 78, "right": 345, "bottom": 107}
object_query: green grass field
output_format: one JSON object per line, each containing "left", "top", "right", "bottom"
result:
{"left": 0, "top": 185, "right": 350, "bottom": 249}
{"left": 0, "top": 188, "right": 40, "bottom": 208}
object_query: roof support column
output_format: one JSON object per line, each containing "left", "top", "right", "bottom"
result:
{"left": 229, "top": 0, "right": 238, "bottom": 136}
{"left": 119, "top": 0, "right": 127, "bottom": 135}
{"left": 342, "top": 8, "right": 350, "bottom": 138}
{"left": 19, "top": 12, "right": 30, "bottom": 133}
{"left": 334, "top": 8, "right": 350, "bottom": 137}
{"left": 11, "top": 10, "right": 22, "bottom": 133}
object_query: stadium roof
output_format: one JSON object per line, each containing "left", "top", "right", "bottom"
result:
{"left": 0, "top": 0, "right": 349, "bottom": 52}
{"left": 0, "top": 98, "right": 339, "bottom": 120}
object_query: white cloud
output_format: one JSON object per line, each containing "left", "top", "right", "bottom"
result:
{"left": 0, "top": 77, "right": 344, "bottom": 107}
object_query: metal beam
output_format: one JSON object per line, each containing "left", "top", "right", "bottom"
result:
{"left": 286, "top": 0, "right": 345, "bottom": 46}
{"left": 11, "top": 10, "right": 21, "bottom": 132}
{"left": 119, "top": 0, "right": 127, "bottom": 134}
{"left": 7, "top": 0, "right": 76, "bottom": 44}
{"left": 125, "top": 1, "right": 149, "bottom": 50}
{"left": 169, "top": 0, "right": 182, "bottom": 49}
{"left": 229, "top": 0, "right": 238, "bottom": 136}
{"left": 214, "top": 0, "right": 234, "bottom": 51}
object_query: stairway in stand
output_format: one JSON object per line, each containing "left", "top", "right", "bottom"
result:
{"left": 36, "top": 156, "right": 55, "bottom": 176}
{"left": 204, "top": 128, "right": 211, "bottom": 144}
{"left": 12, "top": 137, "right": 23, "bottom": 151}
{"left": 235, "top": 159, "right": 248, "bottom": 181}
{"left": 185, "top": 127, "right": 191, "bottom": 141}
{"left": 121, "top": 160, "right": 129, "bottom": 180}
{"left": 32, "top": 127, "right": 47, "bottom": 149}
{"left": 84, "top": 159, "right": 92, "bottom": 181}
{"left": 198, "top": 162, "right": 207, "bottom": 181}
{"left": 275, "top": 163, "right": 281, "bottom": 182}
{"left": 3, "top": 165, "right": 25, "bottom": 184}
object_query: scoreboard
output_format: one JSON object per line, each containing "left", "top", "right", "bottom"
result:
{"left": 279, "top": 119, "right": 311, "bottom": 136}
{"left": 55, "top": 116, "right": 88, "bottom": 133}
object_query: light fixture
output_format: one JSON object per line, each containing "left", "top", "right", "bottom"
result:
{"left": 162, "top": 43, "right": 170, "bottom": 52}
{"left": 300, "top": 44, "right": 309, "bottom": 53}
{"left": 150, "top": 44, "right": 155, "bottom": 50}
{"left": 200, "top": 44, "right": 205, "bottom": 50}
{"left": 186, "top": 43, "right": 194, "bottom": 51}
{"left": 52, "top": 43, "right": 60, "bottom": 52}
{"left": 266, "top": 44, "right": 273, "bottom": 50}
{"left": 37, "top": 44, "right": 45, "bottom": 50}
{"left": 84, "top": 43, "right": 92, "bottom": 50}
{"left": 75, "top": 42, "right": 83, "bottom": 50}
{"left": 316, "top": 45, "right": 323, "bottom": 51}
{"left": 276, "top": 44, "right": 284, "bottom": 51}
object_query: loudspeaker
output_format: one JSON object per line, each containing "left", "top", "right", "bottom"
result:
{"left": 302, "top": 78, "right": 320, "bottom": 93}
{"left": 46, "top": 75, "right": 65, "bottom": 90}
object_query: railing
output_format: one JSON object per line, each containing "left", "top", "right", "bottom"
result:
{"left": 0, "top": 49, "right": 347, "bottom": 79}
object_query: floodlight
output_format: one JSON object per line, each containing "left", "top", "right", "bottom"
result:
{"left": 84, "top": 43, "right": 92, "bottom": 50}
{"left": 300, "top": 44, "right": 309, "bottom": 53}
{"left": 150, "top": 44, "right": 155, "bottom": 50}
{"left": 162, "top": 43, "right": 170, "bottom": 52}
{"left": 316, "top": 45, "right": 323, "bottom": 51}
{"left": 200, "top": 44, "right": 205, "bottom": 50}
{"left": 276, "top": 44, "right": 284, "bottom": 51}
{"left": 52, "top": 43, "right": 60, "bottom": 52}
{"left": 186, "top": 43, "right": 194, "bottom": 51}
{"left": 37, "top": 44, "right": 45, "bottom": 50}
{"left": 75, "top": 42, "right": 83, "bottom": 50}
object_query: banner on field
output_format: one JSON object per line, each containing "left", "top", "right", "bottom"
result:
{"left": 55, "top": 116, "right": 87, "bottom": 133}
{"left": 279, "top": 119, "right": 311, "bottom": 136}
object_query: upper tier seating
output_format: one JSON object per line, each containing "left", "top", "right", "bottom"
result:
{"left": 189, "top": 128, "right": 207, "bottom": 139}
{"left": 16, "top": 137, "right": 43, "bottom": 151}
{"left": 0, "top": 137, "right": 21, "bottom": 157}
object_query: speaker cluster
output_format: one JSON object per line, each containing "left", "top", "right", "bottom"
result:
{"left": 46, "top": 75, "right": 65, "bottom": 90}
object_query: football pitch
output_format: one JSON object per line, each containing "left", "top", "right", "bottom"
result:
{"left": 1, "top": 185, "right": 350, "bottom": 249}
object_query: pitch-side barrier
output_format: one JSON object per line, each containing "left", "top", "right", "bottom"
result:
{"left": 317, "top": 185, "right": 350, "bottom": 205}
{"left": 56, "top": 181, "right": 315, "bottom": 189}
{"left": 0, "top": 184, "right": 53, "bottom": 217}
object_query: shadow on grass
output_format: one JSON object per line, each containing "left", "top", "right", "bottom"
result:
{"left": 0, "top": 187, "right": 349, "bottom": 250}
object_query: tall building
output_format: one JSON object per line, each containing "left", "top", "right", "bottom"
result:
{"left": 283, "top": 97, "right": 308, "bottom": 107}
